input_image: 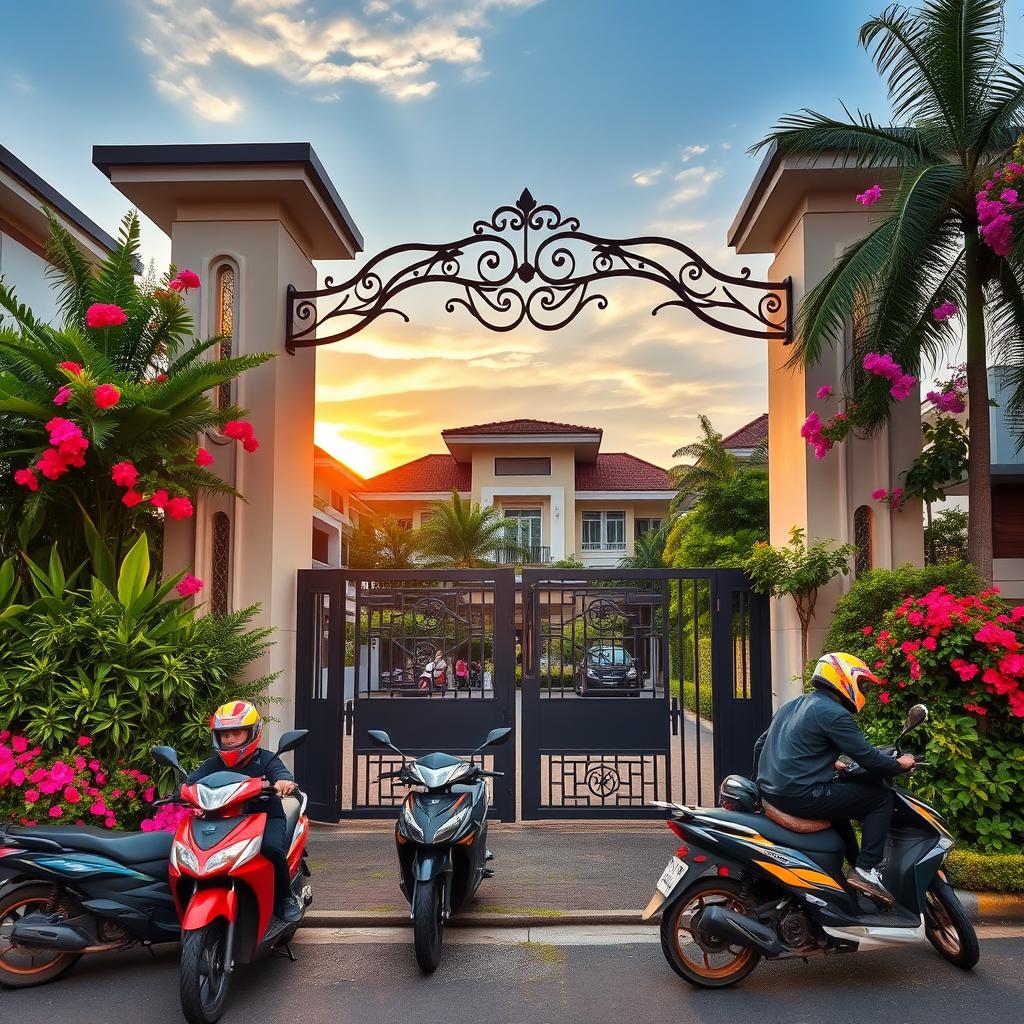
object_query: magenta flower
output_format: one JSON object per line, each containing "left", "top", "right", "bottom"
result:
{"left": 14, "top": 468, "right": 39, "bottom": 491}
{"left": 85, "top": 303, "right": 127, "bottom": 329}
{"left": 176, "top": 573, "right": 204, "bottom": 598}
{"left": 932, "top": 301, "right": 959, "bottom": 322}
{"left": 195, "top": 448, "right": 214, "bottom": 467}
{"left": 871, "top": 488, "right": 888, "bottom": 501}
{"left": 815, "top": 385, "right": 833, "bottom": 400}
{"left": 856, "top": 184, "right": 882, "bottom": 207}
{"left": 111, "top": 461, "right": 138, "bottom": 488}
{"left": 53, "top": 385, "right": 72, "bottom": 406}
{"left": 149, "top": 489, "right": 169, "bottom": 509}
{"left": 223, "top": 420, "right": 255, "bottom": 441}
{"left": 94, "top": 384, "right": 121, "bottom": 410}
{"left": 166, "top": 496, "right": 194, "bottom": 520}
{"left": 169, "top": 268, "right": 201, "bottom": 292}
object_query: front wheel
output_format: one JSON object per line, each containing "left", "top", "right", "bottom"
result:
{"left": 659, "top": 877, "right": 761, "bottom": 988}
{"left": 412, "top": 878, "right": 444, "bottom": 974}
{"left": 179, "top": 921, "right": 232, "bottom": 1024}
{"left": 0, "top": 883, "right": 81, "bottom": 989}
{"left": 924, "top": 883, "right": 979, "bottom": 970}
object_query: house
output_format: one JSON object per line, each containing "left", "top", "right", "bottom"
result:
{"left": 311, "top": 447, "right": 374, "bottom": 569}
{"left": 352, "top": 419, "right": 675, "bottom": 567}
{"left": 721, "top": 413, "right": 768, "bottom": 463}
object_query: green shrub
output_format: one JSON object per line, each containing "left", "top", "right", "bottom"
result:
{"left": 945, "top": 849, "right": 1024, "bottom": 894}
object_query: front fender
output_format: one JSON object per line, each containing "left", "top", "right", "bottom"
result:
{"left": 413, "top": 849, "right": 452, "bottom": 883}
{"left": 182, "top": 887, "right": 238, "bottom": 931}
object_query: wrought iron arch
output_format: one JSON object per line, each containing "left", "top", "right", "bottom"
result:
{"left": 285, "top": 188, "right": 791, "bottom": 352}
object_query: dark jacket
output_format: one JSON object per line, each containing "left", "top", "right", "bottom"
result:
{"left": 753, "top": 690, "right": 906, "bottom": 799}
{"left": 183, "top": 748, "right": 294, "bottom": 819}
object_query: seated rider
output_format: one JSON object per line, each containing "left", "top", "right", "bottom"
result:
{"left": 183, "top": 701, "right": 304, "bottom": 923}
{"left": 752, "top": 653, "right": 915, "bottom": 907}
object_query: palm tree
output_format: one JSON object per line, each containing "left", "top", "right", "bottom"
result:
{"left": 618, "top": 526, "right": 667, "bottom": 569}
{"left": 669, "top": 415, "right": 737, "bottom": 510}
{"left": 417, "top": 491, "right": 524, "bottom": 567}
{"left": 754, "top": 0, "right": 1024, "bottom": 582}
{"left": 348, "top": 515, "right": 420, "bottom": 570}
{"left": 0, "top": 210, "right": 269, "bottom": 569}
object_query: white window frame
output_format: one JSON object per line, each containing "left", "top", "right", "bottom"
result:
{"left": 581, "top": 510, "right": 626, "bottom": 550}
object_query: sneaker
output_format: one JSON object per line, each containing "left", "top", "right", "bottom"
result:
{"left": 281, "top": 895, "right": 304, "bottom": 924}
{"left": 847, "top": 866, "right": 894, "bottom": 907}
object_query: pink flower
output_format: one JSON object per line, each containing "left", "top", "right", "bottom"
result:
{"left": 149, "top": 489, "right": 169, "bottom": 509}
{"left": 111, "top": 461, "right": 138, "bottom": 488}
{"left": 223, "top": 420, "right": 255, "bottom": 441}
{"left": 890, "top": 374, "right": 917, "bottom": 401}
{"left": 169, "top": 268, "right": 201, "bottom": 292}
{"left": 862, "top": 626, "right": 874, "bottom": 636}
{"left": 923, "top": 636, "right": 937, "bottom": 651}
{"left": 90, "top": 801, "right": 106, "bottom": 817}
{"left": 37, "top": 448, "right": 71, "bottom": 480}
{"left": 85, "top": 304, "right": 127, "bottom": 329}
{"left": 890, "top": 487, "right": 904, "bottom": 509}
{"left": 907, "top": 610, "right": 924, "bottom": 627}
{"left": 878, "top": 691, "right": 891, "bottom": 704}
{"left": 816, "top": 385, "right": 833, "bottom": 400}
{"left": 11, "top": 768, "right": 25, "bottom": 786}
{"left": 58, "top": 361, "right": 83, "bottom": 375}
{"left": 48, "top": 805, "right": 63, "bottom": 818}
{"left": 77, "top": 736, "right": 91, "bottom": 747}
{"left": 800, "top": 412, "right": 822, "bottom": 439}
{"left": 195, "top": 448, "right": 214, "bottom": 467}
{"left": 242, "top": 436, "right": 260, "bottom": 453}
{"left": 53, "top": 385, "right": 72, "bottom": 406}
{"left": 166, "top": 496, "right": 194, "bottom": 520}
{"left": 927, "top": 389, "right": 966, "bottom": 414}
{"left": 963, "top": 702, "right": 988, "bottom": 716}
{"left": 45, "top": 417, "right": 83, "bottom": 447}
{"left": 871, "top": 488, "right": 888, "bottom": 501}
{"left": 122, "top": 489, "right": 144, "bottom": 508}
{"left": 64, "top": 786, "right": 81, "bottom": 804}
{"left": 176, "top": 573, "right": 204, "bottom": 598}
{"left": 999, "top": 653, "right": 1024, "bottom": 676}
{"left": 94, "top": 384, "right": 121, "bottom": 410}
{"left": 1000, "top": 188, "right": 1019, "bottom": 204}
{"left": 856, "top": 184, "right": 883, "bottom": 206}
{"left": 11, "top": 737, "right": 28, "bottom": 753}
{"left": 14, "top": 468, "right": 39, "bottom": 491}
{"left": 932, "top": 301, "right": 959, "bottom": 322}
{"left": 24, "top": 790, "right": 39, "bottom": 804}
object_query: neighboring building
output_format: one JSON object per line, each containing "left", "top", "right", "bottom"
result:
{"left": 311, "top": 446, "right": 373, "bottom": 569}
{"left": 354, "top": 419, "right": 674, "bottom": 567}
{"left": 721, "top": 413, "right": 768, "bottom": 463}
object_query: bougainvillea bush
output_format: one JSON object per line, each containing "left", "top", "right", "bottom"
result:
{"left": 850, "top": 586, "right": 1024, "bottom": 852}
{"left": 0, "top": 732, "right": 191, "bottom": 831}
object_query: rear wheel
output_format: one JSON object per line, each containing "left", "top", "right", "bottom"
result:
{"left": 0, "top": 883, "right": 81, "bottom": 989}
{"left": 412, "top": 878, "right": 444, "bottom": 974}
{"left": 180, "top": 921, "right": 231, "bottom": 1024}
{"left": 924, "top": 883, "right": 979, "bottom": 970}
{"left": 659, "top": 878, "right": 760, "bottom": 988}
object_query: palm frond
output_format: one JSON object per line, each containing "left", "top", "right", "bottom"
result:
{"left": 96, "top": 211, "right": 142, "bottom": 311}
{"left": 43, "top": 209, "right": 95, "bottom": 328}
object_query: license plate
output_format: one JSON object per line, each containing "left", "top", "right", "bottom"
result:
{"left": 656, "top": 856, "right": 689, "bottom": 896}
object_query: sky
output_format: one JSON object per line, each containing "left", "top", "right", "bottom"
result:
{"left": 3, "top": 1, "right": 1021, "bottom": 478}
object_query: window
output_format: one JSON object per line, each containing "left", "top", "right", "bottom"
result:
{"left": 396, "top": 518, "right": 413, "bottom": 532}
{"left": 494, "top": 457, "right": 551, "bottom": 476}
{"left": 331, "top": 489, "right": 345, "bottom": 513}
{"left": 581, "top": 511, "right": 626, "bottom": 550}
{"left": 854, "top": 505, "right": 873, "bottom": 577}
{"left": 312, "top": 525, "right": 331, "bottom": 564}
{"left": 503, "top": 508, "right": 542, "bottom": 554}
{"left": 215, "top": 264, "right": 235, "bottom": 411}
{"left": 211, "top": 512, "right": 230, "bottom": 616}
{"left": 636, "top": 518, "right": 663, "bottom": 538}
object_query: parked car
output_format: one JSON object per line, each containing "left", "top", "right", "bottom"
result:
{"left": 575, "top": 645, "right": 639, "bottom": 695}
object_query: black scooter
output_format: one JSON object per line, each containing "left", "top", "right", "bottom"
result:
{"left": 643, "top": 703, "right": 980, "bottom": 987}
{"left": 0, "top": 821, "right": 176, "bottom": 988}
{"left": 369, "top": 726, "right": 511, "bottom": 973}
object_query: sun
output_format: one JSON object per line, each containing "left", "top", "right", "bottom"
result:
{"left": 313, "top": 423, "right": 381, "bottom": 479}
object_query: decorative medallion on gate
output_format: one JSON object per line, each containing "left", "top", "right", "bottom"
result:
{"left": 286, "top": 188, "right": 792, "bottom": 351}
{"left": 542, "top": 754, "right": 665, "bottom": 808}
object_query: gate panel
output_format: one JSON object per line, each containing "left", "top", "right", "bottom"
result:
{"left": 344, "top": 569, "right": 517, "bottom": 820}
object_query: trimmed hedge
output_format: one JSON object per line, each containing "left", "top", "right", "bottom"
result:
{"left": 945, "top": 849, "right": 1024, "bottom": 894}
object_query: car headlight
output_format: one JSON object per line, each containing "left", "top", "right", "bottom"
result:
{"left": 173, "top": 841, "right": 200, "bottom": 874}
{"left": 432, "top": 807, "right": 471, "bottom": 844}
{"left": 202, "top": 837, "right": 262, "bottom": 875}
{"left": 587, "top": 668, "right": 599, "bottom": 679}
{"left": 626, "top": 667, "right": 637, "bottom": 680}
{"left": 400, "top": 801, "right": 424, "bottom": 842}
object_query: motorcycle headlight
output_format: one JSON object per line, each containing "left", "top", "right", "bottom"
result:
{"left": 432, "top": 806, "right": 471, "bottom": 844}
{"left": 400, "top": 801, "right": 424, "bottom": 842}
{"left": 194, "top": 782, "right": 247, "bottom": 811}
{"left": 173, "top": 841, "right": 200, "bottom": 874}
{"left": 202, "top": 836, "right": 262, "bottom": 875}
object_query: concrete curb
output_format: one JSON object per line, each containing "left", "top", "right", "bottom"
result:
{"left": 301, "top": 892, "right": 1024, "bottom": 930}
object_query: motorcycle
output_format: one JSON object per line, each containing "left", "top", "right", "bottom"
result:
{"left": 151, "top": 729, "right": 312, "bottom": 1024}
{"left": 368, "top": 726, "right": 511, "bottom": 973}
{"left": 0, "top": 820, "right": 176, "bottom": 988}
{"left": 642, "top": 703, "right": 979, "bottom": 987}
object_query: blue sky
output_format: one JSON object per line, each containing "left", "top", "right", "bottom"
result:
{"left": 3, "top": 1, "right": 1020, "bottom": 476}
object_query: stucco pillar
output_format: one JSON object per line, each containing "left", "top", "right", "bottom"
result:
{"left": 93, "top": 144, "right": 362, "bottom": 744}
{"left": 730, "top": 154, "right": 924, "bottom": 707}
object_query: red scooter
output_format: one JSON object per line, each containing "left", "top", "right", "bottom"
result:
{"left": 151, "top": 731, "right": 311, "bottom": 1024}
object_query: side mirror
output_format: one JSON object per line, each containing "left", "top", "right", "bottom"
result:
{"left": 151, "top": 745, "right": 184, "bottom": 781}
{"left": 367, "top": 729, "right": 392, "bottom": 748}
{"left": 482, "top": 727, "right": 512, "bottom": 748}
{"left": 902, "top": 704, "right": 928, "bottom": 734}
{"left": 276, "top": 729, "right": 308, "bottom": 756}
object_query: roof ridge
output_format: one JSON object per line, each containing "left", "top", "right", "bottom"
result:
{"left": 441, "top": 418, "right": 602, "bottom": 434}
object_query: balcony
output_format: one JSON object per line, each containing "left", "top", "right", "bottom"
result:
{"left": 492, "top": 544, "right": 551, "bottom": 565}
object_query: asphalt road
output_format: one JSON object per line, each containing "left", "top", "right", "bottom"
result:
{"left": 5, "top": 926, "right": 1023, "bottom": 1024}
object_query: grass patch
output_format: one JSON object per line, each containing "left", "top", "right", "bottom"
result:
{"left": 945, "top": 849, "right": 1024, "bottom": 894}
{"left": 473, "top": 904, "right": 566, "bottom": 918}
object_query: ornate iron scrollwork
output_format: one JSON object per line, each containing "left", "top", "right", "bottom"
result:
{"left": 286, "top": 188, "right": 792, "bottom": 351}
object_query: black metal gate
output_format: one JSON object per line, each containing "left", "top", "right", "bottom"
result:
{"left": 295, "top": 568, "right": 517, "bottom": 821}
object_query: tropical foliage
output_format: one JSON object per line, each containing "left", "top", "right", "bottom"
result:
{"left": 754, "top": 0, "right": 1024, "bottom": 580}
{"left": 619, "top": 527, "right": 667, "bottom": 569}
{"left": 417, "top": 491, "right": 526, "bottom": 568}
{"left": 924, "top": 507, "right": 970, "bottom": 564}
{"left": 669, "top": 414, "right": 737, "bottom": 509}
{"left": 0, "top": 210, "right": 271, "bottom": 573}
{"left": 348, "top": 514, "right": 421, "bottom": 570}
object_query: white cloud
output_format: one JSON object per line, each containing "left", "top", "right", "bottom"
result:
{"left": 720, "top": 142, "right": 732, "bottom": 150}
{"left": 631, "top": 167, "right": 663, "bottom": 187}
{"left": 8, "top": 71, "right": 32, "bottom": 94}
{"left": 137, "top": 0, "right": 543, "bottom": 119}
{"left": 680, "top": 144, "right": 708, "bottom": 161}
{"left": 666, "top": 167, "right": 723, "bottom": 206}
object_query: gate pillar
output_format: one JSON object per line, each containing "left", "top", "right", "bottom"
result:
{"left": 93, "top": 144, "right": 363, "bottom": 745}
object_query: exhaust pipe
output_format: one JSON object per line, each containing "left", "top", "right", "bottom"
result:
{"left": 698, "top": 905, "right": 788, "bottom": 957}
{"left": 12, "top": 914, "right": 93, "bottom": 952}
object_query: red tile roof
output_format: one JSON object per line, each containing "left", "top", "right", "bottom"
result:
{"left": 721, "top": 413, "right": 768, "bottom": 450}
{"left": 576, "top": 454, "right": 672, "bottom": 491}
{"left": 358, "top": 455, "right": 471, "bottom": 493}
{"left": 441, "top": 418, "right": 601, "bottom": 436}
{"left": 313, "top": 445, "right": 364, "bottom": 485}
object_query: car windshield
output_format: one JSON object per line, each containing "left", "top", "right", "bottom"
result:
{"left": 589, "top": 647, "right": 630, "bottom": 666}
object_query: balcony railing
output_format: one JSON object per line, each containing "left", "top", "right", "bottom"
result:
{"left": 492, "top": 545, "right": 551, "bottom": 565}
{"left": 580, "top": 541, "right": 627, "bottom": 551}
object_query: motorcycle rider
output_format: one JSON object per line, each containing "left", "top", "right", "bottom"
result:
{"left": 182, "top": 701, "right": 303, "bottom": 923}
{"left": 752, "top": 652, "right": 915, "bottom": 907}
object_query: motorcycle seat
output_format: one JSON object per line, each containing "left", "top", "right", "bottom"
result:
{"left": 762, "top": 801, "right": 831, "bottom": 833}
{"left": 696, "top": 808, "right": 846, "bottom": 854}
{"left": 9, "top": 824, "right": 173, "bottom": 866}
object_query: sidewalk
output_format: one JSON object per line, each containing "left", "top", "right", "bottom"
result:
{"left": 304, "top": 821, "right": 1024, "bottom": 928}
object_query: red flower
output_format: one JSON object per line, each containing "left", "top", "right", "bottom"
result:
{"left": 963, "top": 703, "right": 988, "bottom": 716}
{"left": 999, "top": 652, "right": 1024, "bottom": 676}
{"left": 77, "top": 736, "right": 91, "bottom": 747}
{"left": 111, "top": 461, "right": 138, "bottom": 488}
{"left": 166, "top": 496, "right": 194, "bottom": 520}
{"left": 951, "top": 658, "right": 980, "bottom": 681}
{"left": 64, "top": 786, "right": 81, "bottom": 804}
{"left": 48, "top": 805, "right": 63, "bottom": 819}
{"left": 223, "top": 420, "right": 254, "bottom": 441}
{"left": 13, "top": 468, "right": 38, "bottom": 491}
{"left": 149, "top": 489, "right": 169, "bottom": 509}
{"left": 58, "top": 361, "right": 83, "bottom": 374}
{"left": 907, "top": 611, "right": 924, "bottom": 626}
{"left": 861, "top": 625, "right": 873, "bottom": 635}
{"left": 923, "top": 636, "right": 937, "bottom": 651}
{"left": 170, "top": 268, "right": 201, "bottom": 291}
{"left": 37, "top": 448, "right": 71, "bottom": 480}
{"left": 53, "top": 385, "right": 72, "bottom": 406}
{"left": 176, "top": 573, "right": 204, "bottom": 598}
{"left": 983, "top": 667, "right": 1018, "bottom": 695}
{"left": 85, "top": 303, "right": 127, "bottom": 329}
{"left": 878, "top": 691, "right": 891, "bottom": 703}
{"left": 155, "top": 373, "right": 168, "bottom": 383}
{"left": 122, "top": 489, "right": 144, "bottom": 508}
{"left": 195, "top": 448, "right": 214, "bottom": 467}
{"left": 242, "top": 436, "right": 260, "bottom": 453}
{"left": 93, "top": 384, "right": 121, "bottom": 410}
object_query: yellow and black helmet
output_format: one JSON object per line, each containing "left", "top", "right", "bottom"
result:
{"left": 811, "top": 652, "right": 881, "bottom": 714}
